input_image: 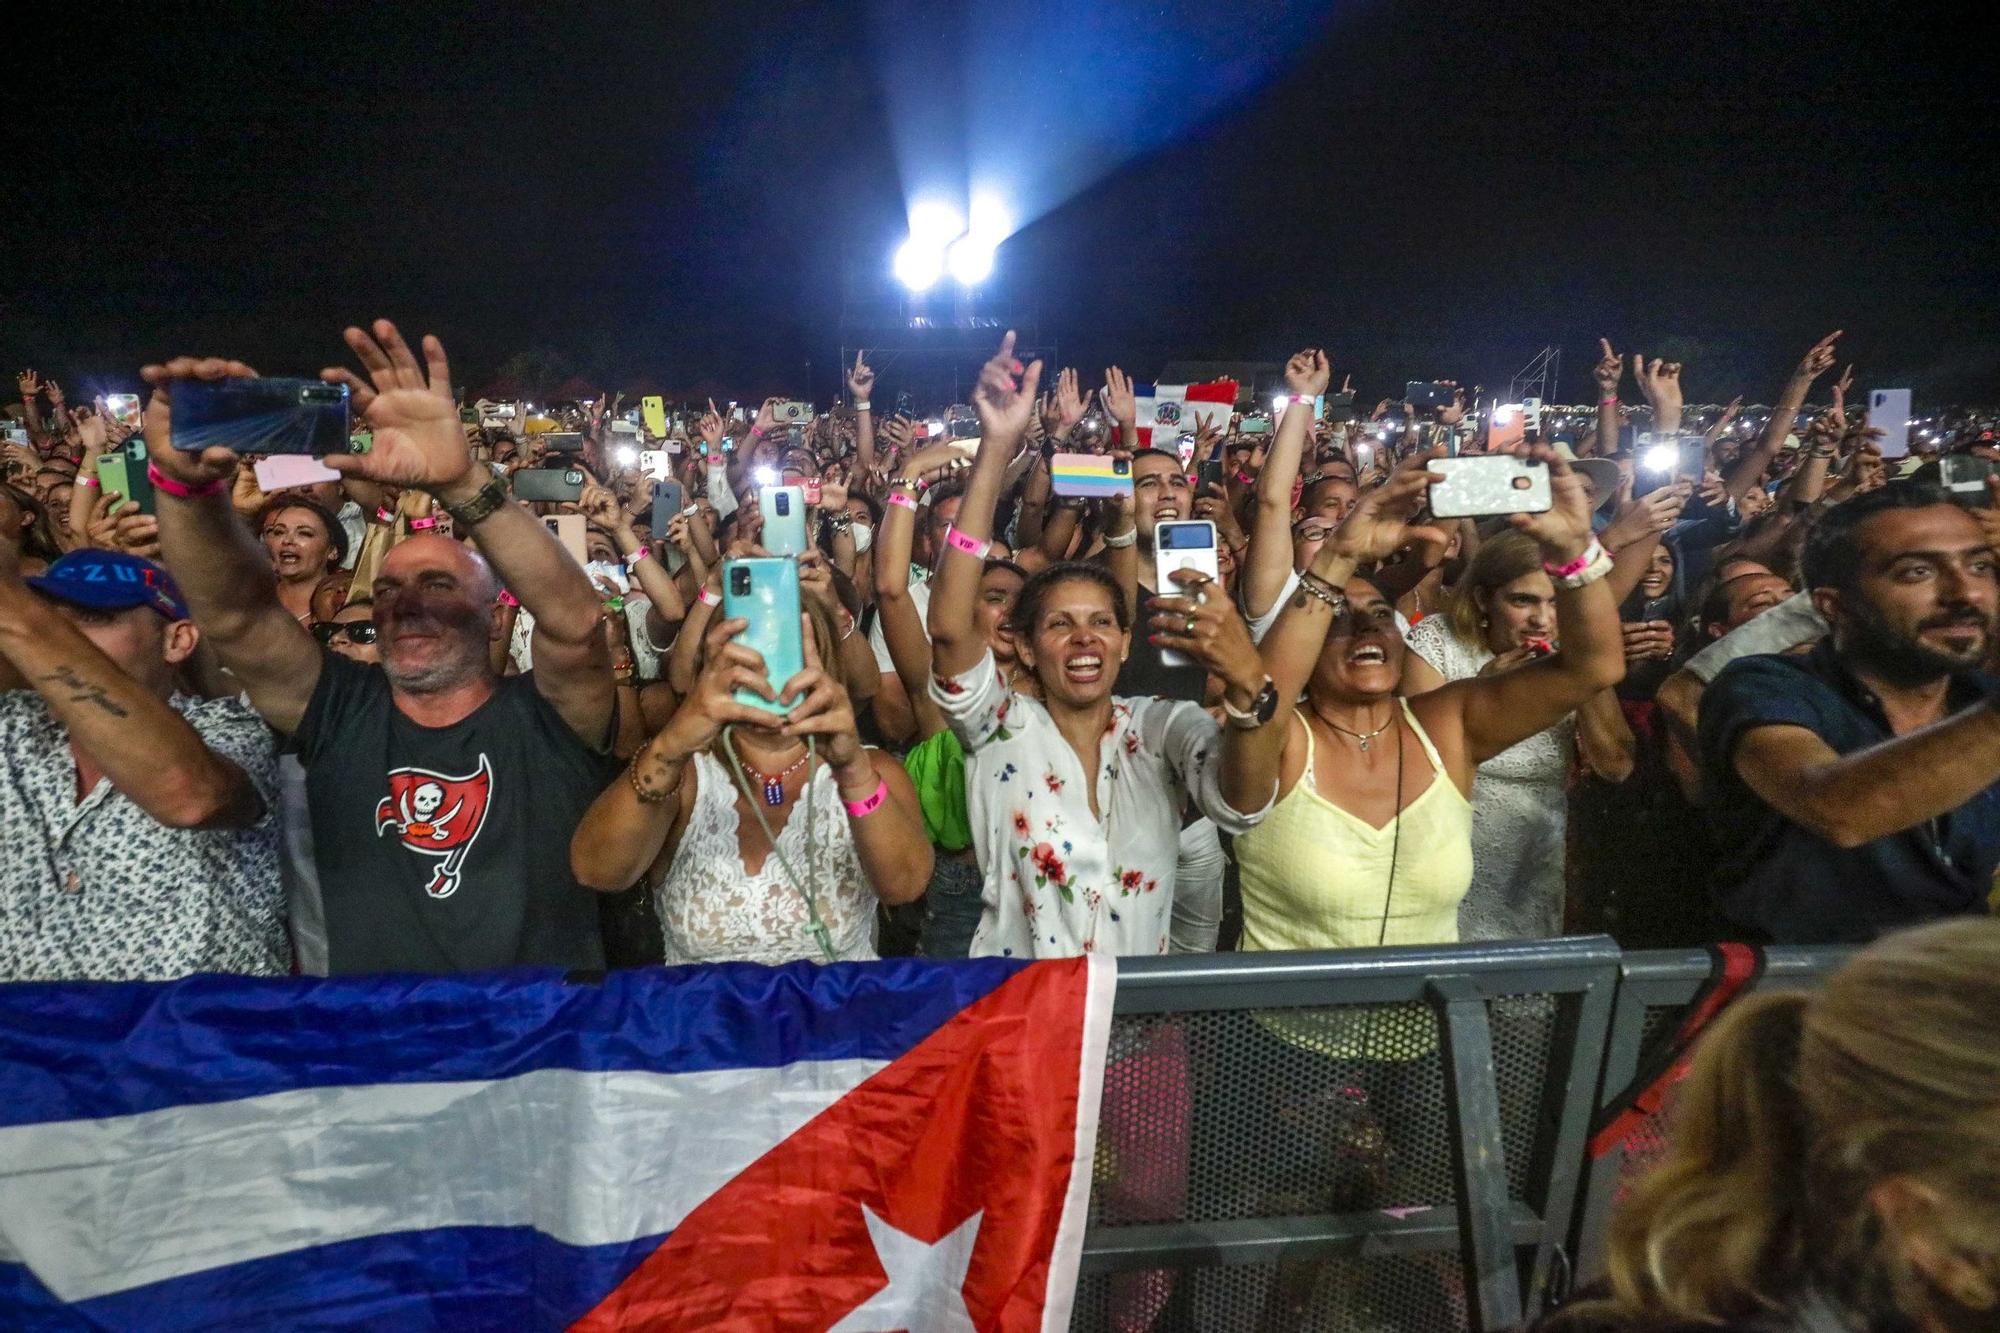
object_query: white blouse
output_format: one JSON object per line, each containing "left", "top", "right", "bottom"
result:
{"left": 931, "top": 650, "right": 1273, "bottom": 958}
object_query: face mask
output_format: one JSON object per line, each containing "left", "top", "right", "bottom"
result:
{"left": 851, "top": 522, "right": 873, "bottom": 554}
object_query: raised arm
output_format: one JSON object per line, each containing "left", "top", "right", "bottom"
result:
{"left": 320, "top": 321, "right": 614, "bottom": 745}
{"left": 1420, "top": 449, "right": 1627, "bottom": 764}
{"left": 140, "top": 358, "right": 325, "bottom": 735}
{"left": 929, "top": 333, "right": 1041, "bottom": 679}
{"left": 1593, "top": 339, "right": 1624, "bottom": 451}
{"left": 848, "top": 353, "right": 878, "bottom": 477}
{"left": 1631, "top": 353, "right": 1683, "bottom": 440}
{"left": 1725, "top": 331, "right": 1839, "bottom": 501}
{"left": 1103, "top": 366, "right": 1141, "bottom": 454}
{"left": 1244, "top": 349, "right": 1328, "bottom": 620}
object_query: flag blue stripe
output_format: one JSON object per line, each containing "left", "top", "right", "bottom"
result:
{"left": 0, "top": 958, "right": 1026, "bottom": 1128}
{"left": 1, "top": 1226, "right": 664, "bottom": 1332}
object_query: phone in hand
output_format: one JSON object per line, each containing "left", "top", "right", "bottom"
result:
{"left": 512, "top": 467, "right": 587, "bottom": 502}
{"left": 1427, "top": 456, "right": 1553, "bottom": 519}
{"left": 95, "top": 437, "right": 155, "bottom": 516}
{"left": 637, "top": 450, "right": 674, "bottom": 480}
{"left": 759, "top": 484, "right": 809, "bottom": 556}
{"left": 651, "top": 479, "right": 688, "bottom": 536}
{"left": 1325, "top": 391, "right": 1357, "bottom": 425}
{"left": 1406, "top": 381, "right": 1457, "bottom": 411}
{"left": 723, "top": 557, "right": 803, "bottom": 714}
{"left": 1153, "top": 520, "right": 1220, "bottom": 669}
{"left": 539, "top": 431, "right": 585, "bottom": 454}
{"left": 542, "top": 513, "right": 588, "bottom": 565}
{"left": 772, "top": 400, "right": 813, "bottom": 425}
{"left": 1869, "top": 389, "right": 1912, "bottom": 459}
{"left": 641, "top": 396, "right": 668, "bottom": 437}
{"left": 1050, "top": 452, "right": 1131, "bottom": 498}
{"left": 1940, "top": 453, "right": 1996, "bottom": 504}
{"left": 170, "top": 378, "right": 352, "bottom": 455}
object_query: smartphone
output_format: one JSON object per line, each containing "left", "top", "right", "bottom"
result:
{"left": 944, "top": 405, "right": 979, "bottom": 439}
{"left": 1488, "top": 405, "right": 1527, "bottom": 453}
{"left": 103, "top": 393, "right": 143, "bottom": 429}
{"left": 539, "top": 431, "right": 585, "bottom": 454}
{"left": 1238, "top": 414, "right": 1272, "bottom": 435}
{"left": 772, "top": 400, "right": 812, "bottom": 425}
{"left": 253, "top": 454, "right": 341, "bottom": 492}
{"left": 1869, "top": 389, "right": 1912, "bottom": 459}
{"left": 1940, "top": 453, "right": 1996, "bottom": 503}
{"left": 1153, "top": 520, "right": 1221, "bottom": 669}
{"left": 1522, "top": 397, "right": 1543, "bottom": 444}
{"left": 95, "top": 437, "right": 154, "bottom": 516}
{"left": 759, "top": 484, "right": 809, "bottom": 556}
{"left": 641, "top": 396, "right": 668, "bottom": 437}
{"left": 650, "top": 479, "right": 687, "bottom": 536}
{"left": 543, "top": 513, "right": 588, "bottom": 565}
{"left": 1050, "top": 452, "right": 1132, "bottom": 498}
{"left": 1325, "top": 391, "right": 1357, "bottom": 425}
{"left": 1406, "top": 381, "right": 1456, "bottom": 411}
{"left": 1428, "top": 456, "right": 1553, "bottom": 519}
{"left": 723, "top": 557, "right": 803, "bottom": 714}
{"left": 171, "top": 378, "right": 351, "bottom": 455}
{"left": 512, "top": 467, "right": 587, "bottom": 502}
{"left": 637, "top": 449, "right": 674, "bottom": 480}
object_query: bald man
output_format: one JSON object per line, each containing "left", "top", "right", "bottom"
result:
{"left": 143, "top": 324, "right": 616, "bottom": 974}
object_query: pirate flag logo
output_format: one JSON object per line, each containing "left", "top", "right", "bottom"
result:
{"left": 374, "top": 754, "right": 495, "bottom": 899}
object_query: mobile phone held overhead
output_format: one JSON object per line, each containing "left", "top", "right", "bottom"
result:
{"left": 1427, "top": 456, "right": 1553, "bottom": 519}
{"left": 170, "top": 378, "right": 352, "bottom": 455}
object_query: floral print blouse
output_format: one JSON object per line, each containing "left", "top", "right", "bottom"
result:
{"left": 931, "top": 650, "right": 1273, "bottom": 958}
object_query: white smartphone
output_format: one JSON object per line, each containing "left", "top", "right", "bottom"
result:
{"left": 1428, "top": 456, "right": 1553, "bottom": 520}
{"left": 1869, "top": 389, "right": 1912, "bottom": 459}
{"left": 1153, "top": 520, "right": 1221, "bottom": 669}
{"left": 759, "top": 484, "right": 809, "bottom": 556}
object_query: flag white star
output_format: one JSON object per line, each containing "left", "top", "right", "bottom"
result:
{"left": 826, "top": 1205, "right": 981, "bottom": 1333}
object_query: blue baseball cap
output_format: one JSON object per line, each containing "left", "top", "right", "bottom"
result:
{"left": 26, "top": 550, "right": 191, "bottom": 621}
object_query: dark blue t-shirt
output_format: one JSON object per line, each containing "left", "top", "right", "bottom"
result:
{"left": 1699, "top": 642, "right": 2000, "bottom": 943}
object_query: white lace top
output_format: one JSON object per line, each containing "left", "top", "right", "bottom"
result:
{"left": 649, "top": 751, "right": 879, "bottom": 966}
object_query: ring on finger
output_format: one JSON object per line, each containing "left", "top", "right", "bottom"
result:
{"left": 1183, "top": 614, "right": 1197, "bottom": 635}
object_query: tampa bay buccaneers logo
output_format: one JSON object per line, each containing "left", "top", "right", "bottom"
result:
{"left": 374, "top": 755, "right": 494, "bottom": 899}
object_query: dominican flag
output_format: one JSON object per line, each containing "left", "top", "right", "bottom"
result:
{"left": 1133, "top": 381, "right": 1238, "bottom": 448}
{"left": 0, "top": 957, "right": 1114, "bottom": 1331}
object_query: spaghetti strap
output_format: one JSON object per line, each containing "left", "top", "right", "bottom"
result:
{"left": 1398, "top": 697, "right": 1450, "bottom": 774}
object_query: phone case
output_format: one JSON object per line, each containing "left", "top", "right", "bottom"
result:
{"left": 1153, "top": 520, "right": 1220, "bottom": 668}
{"left": 1050, "top": 453, "right": 1132, "bottom": 498}
{"left": 759, "top": 485, "right": 809, "bottom": 556}
{"left": 1428, "top": 457, "right": 1552, "bottom": 519}
{"left": 542, "top": 514, "right": 588, "bottom": 565}
{"left": 641, "top": 397, "right": 668, "bottom": 437}
{"left": 651, "top": 481, "right": 687, "bottom": 536}
{"left": 723, "top": 558, "right": 803, "bottom": 714}
{"left": 95, "top": 439, "right": 156, "bottom": 516}
{"left": 512, "top": 468, "right": 586, "bottom": 502}
{"left": 171, "top": 378, "right": 351, "bottom": 455}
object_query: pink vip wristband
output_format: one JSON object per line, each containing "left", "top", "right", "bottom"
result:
{"left": 843, "top": 779, "right": 888, "bottom": 819}
{"left": 1543, "top": 539, "right": 1605, "bottom": 580}
{"left": 698, "top": 587, "right": 721, "bottom": 607}
{"left": 885, "top": 491, "right": 918, "bottom": 512}
{"left": 146, "top": 461, "right": 227, "bottom": 500}
{"left": 944, "top": 526, "right": 991, "bottom": 560}
{"left": 408, "top": 516, "right": 438, "bottom": 531}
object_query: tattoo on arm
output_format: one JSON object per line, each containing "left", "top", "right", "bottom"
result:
{"left": 36, "top": 666, "right": 131, "bottom": 718}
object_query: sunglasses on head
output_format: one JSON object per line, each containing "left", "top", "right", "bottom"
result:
{"left": 313, "top": 621, "right": 379, "bottom": 646}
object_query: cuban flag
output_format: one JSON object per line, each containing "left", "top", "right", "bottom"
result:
{"left": 0, "top": 957, "right": 1114, "bottom": 1331}
{"left": 1133, "top": 381, "right": 1237, "bottom": 449}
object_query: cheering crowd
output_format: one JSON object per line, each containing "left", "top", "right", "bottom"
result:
{"left": 4, "top": 323, "right": 2000, "bottom": 980}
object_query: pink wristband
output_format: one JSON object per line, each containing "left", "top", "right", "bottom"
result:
{"left": 145, "top": 461, "right": 228, "bottom": 500}
{"left": 1600, "top": 396, "right": 1619, "bottom": 406}
{"left": 375, "top": 506, "right": 396, "bottom": 523}
{"left": 1233, "top": 470, "right": 1256, "bottom": 485}
{"left": 497, "top": 589, "right": 519, "bottom": 608}
{"left": 944, "top": 526, "right": 991, "bottom": 559}
{"left": 843, "top": 779, "right": 888, "bottom": 819}
{"left": 1543, "top": 539, "right": 1604, "bottom": 580}
{"left": 885, "top": 491, "right": 918, "bottom": 512}
{"left": 76, "top": 475, "right": 100, "bottom": 489}
{"left": 698, "top": 587, "right": 721, "bottom": 607}
{"left": 408, "top": 516, "right": 438, "bottom": 531}
{"left": 630, "top": 544, "right": 651, "bottom": 563}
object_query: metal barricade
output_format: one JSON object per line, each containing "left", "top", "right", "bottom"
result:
{"left": 1566, "top": 945, "right": 1853, "bottom": 1288}
{"left": 1072, "top": 936, "right": 1622, "bottom": 1332}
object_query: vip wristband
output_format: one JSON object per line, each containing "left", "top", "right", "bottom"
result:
{"left": 408, "top": 516, "right": 438, "bottom": 532}
{"left": 145, "top": 461, "right": 227, "bottom": 500}
{"left": 944, "top": 526, "right": 991, "bottom": 560}
{"left": 842, "top": 778, "right": 888, "bottom": 819}
{"left": 885, "top": 491, "right": 919, "bottom": 512}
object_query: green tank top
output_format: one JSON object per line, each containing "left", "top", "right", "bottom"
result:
{"left": 903, "top": 728, "right": 972, "bottom": 852}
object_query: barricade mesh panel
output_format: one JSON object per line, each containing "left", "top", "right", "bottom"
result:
{"left": 1070, "top": 1255, "right": 1468, "bottom": 1331}
{"left": 1617, "top": 1001, "right": 1692, "bottom": 1186}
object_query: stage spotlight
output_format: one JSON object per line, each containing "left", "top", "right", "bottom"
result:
{"left": 894, "top": 236, "right": 945, "bottom": 292}
{"left": 946, "top": 234, "right": 996, "bottom": 286}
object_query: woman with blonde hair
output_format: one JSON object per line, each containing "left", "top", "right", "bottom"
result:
{"left": 1549, "top": 917, "right": 2000, "bottom": 1332}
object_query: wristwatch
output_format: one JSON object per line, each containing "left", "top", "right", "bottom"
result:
{"left": 1222, "top": 675, "right": 1281, "bottom": 731}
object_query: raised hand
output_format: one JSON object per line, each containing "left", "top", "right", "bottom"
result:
{"left": 1600, "top": 480, "right": 1692, "bottom": 551}
{"left": 16, "top": 370, "right": 41, "bottom": 400}
{"left": 139, "top": 356, "right": 263, "bottom": 489}
{"left": 1438, "top": 387, "right": 1467, "bottom": 427}
{"left": 1594, "top": 339, "right": 1622, "bottom": 396}
{"left": 1102, "top": 366, "right": 1137, "bottom": 426}
{"left": 818, "top": 463, "right": 850, "bottom": 514}
{"left": 1326, "top": 450, "right": 1448, "bottom": 565}
{"left": 43, "top": 378, "right": 64, "bottom": 407}
{"left": 1631, "top": 355, "right": 1684, "bottom": 413}
{"left": 317, "top": 320, "right": 471, "bottom": 491}
{"left": 1794, "top": 331, "right": 1842, "bottom": 384}
{"left": 74, "top": 404, "right": 110, "bottom": 455}
{"left": 1284, "top": 348, "right": 1331, "bottom": 398}
{"left": 846, "top": 350, "right": 876, "bottom": 404}
{"left": 1622, "top": 620, "right": 1676, "bottom": 663}
{"left": 1510, "top": 446, "right": 1596, "bottom": 558}
{"left": 577, "top": 482, "right": 629, "bottom": 535}
{"left": 1146, "top": 567, "right": 1264, "bottom": 694}
{"left": 698, "top": 399, "right": 725, "bottom": 455}
{"left": 970, "top": 331, "right": 1043, "bottom": 449}
{"left": 1053, "top": 367, "right": 1093, "bottom": 435}
{"left": 661, "top": 617, "right": 784, "bottom": 756}
{"left": 778, "top": 612, "right": 864, "bottom": 767}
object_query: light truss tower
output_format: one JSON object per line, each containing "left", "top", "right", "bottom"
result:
{"left": 1509, "top": 345, "right": 1561, "bottom": 404}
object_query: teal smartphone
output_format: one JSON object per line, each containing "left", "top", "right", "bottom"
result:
{"left": 721, "top": 557, "right": 803, "bottom": 714}
{"left": 95, "top": 438, "right": 155, "bottom": 516}
{"left": 758, "top": 484, "right": 809, "bottom": 557}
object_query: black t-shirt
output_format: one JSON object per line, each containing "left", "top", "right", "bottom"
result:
{"left": 1112, "top": 578, "right": 1207, "bottom": 702}
{"left": 294, "top": 652, "right": 614, "bottom": 974}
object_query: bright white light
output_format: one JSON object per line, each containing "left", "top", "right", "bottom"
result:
{"left": 614, "top": 446, "right": 637, "bottom": 467}
{"left": 967, "top": 191, "right": 1011, "bottom": 244}
{"left": 1272, "top": 394, "right": 1289, "bottom": 414}
{"left": 894, "top": 236, "right": 945, "bottom": 292}
{"left": 907, "top": 199, "right": 966, "bottom": 244}
{"left": 1493, "top": 405, "right": 1519, "bottom": 426}
{"left": 1641, "top": 442, "right": 1679, "bottom": 473}
{"left": 946, "top": 234, "right": 995, "bottom": 286}
{"left": 753, "top": 466, "right": 778, "bottom": 486}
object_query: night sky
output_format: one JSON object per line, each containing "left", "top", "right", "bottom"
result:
{"left": 8, "top": 1, "right": 1996, "bottom": 407}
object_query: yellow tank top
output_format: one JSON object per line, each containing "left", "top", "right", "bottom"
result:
{"left": 1237, "top": 700, "right": 1474, "bottom": 953}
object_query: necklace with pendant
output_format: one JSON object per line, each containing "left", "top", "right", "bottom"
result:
{"left": 739, "top": 749, "right": 812, "bottom": 806}
{"left": 1314, "top": 702, "right": 1396, "bottom": 752}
